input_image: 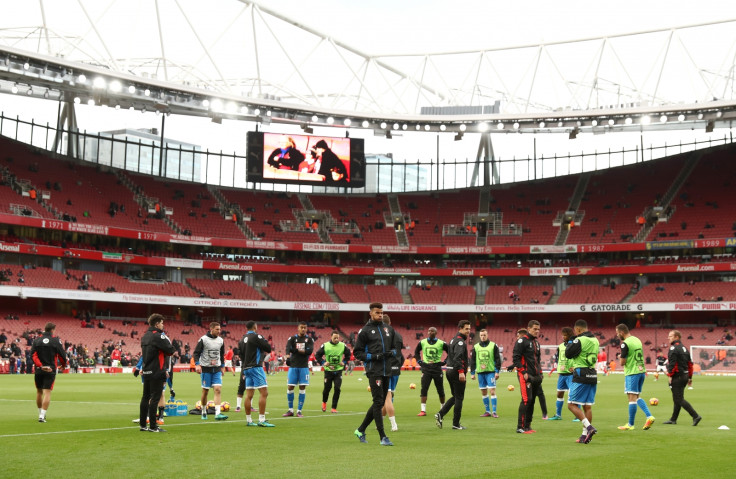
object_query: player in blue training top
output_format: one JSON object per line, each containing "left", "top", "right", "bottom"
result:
{"left": 283, "top": 322, "right": 314, "bottom": 417}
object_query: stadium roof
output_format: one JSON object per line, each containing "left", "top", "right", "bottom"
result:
{"left": 1, "top": 0, "right": 735, "bottom": 121}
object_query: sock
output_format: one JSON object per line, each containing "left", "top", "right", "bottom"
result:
{"left": 158, "top": 406, "right": 164, "bottom": 419}
{"left": 236, "top": 397, "right": 243, "bottom": 408}
{"left": 389, "top": 416, "right": 397, "bottom": 428}
{"left": 556, "top": 399, "right": 564, "bottom": 417}
{"left": 491, "top": 395, "right": 497, "bottom": 413}
{"left": 259, "top": 414, "right": 266, "bottom": 423}
{"left": 582, "top": 418, "right": 591, "bottom": 428}
{"left": 482, "top": 396, "right": 490, "bottom": 412}
{"left": 298, "top": 391, "right": 306, "bottom": 411}
{"left": 421, "top": 403, "right": 426, "bottom": 412}
{"left": 287, "top": 391, "right": 294, "bottom": 410}
{"left": 216, "top": 405, "right": 221, "bottom": 416}
{"left": 637, "top": 398, "right": 652, "bottom": 417}
{"left": 38, "top": 408, "right": 42, "bottom": 416}
{"left": 40, "top": 409, "right": 47, "bottom": 419}
{"left": 628, "top": 402, "right": 637, "bottom": 425}
{"left": 246, "top": 415, "right": 253, "bottom": 424}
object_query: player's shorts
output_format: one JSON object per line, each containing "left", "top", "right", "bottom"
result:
{"left": 200, "top": 370, "right": 223, "bottom": 389}
{"left": 34, "top": 372, "right": 56, "bottom": 390}
{"left": 388, "top": 375, "right": 400, "bottom": 392}
{"left": 477, "top": 372, "right": 497, "bottom": 389}
{"left": 111, "top": 360, "right": 120, "bottom": 368}
{"left": 569, "top": 381, "right": 597, "bottom": 405}
{"left": 556, "top": 373, "right": 572, "bottom": 392}
{"left": 624, "top": 373, "right": 646, "bottom": 394}
{"left": 656, "top": 365, "right": 667, "bottom": 373}
{"left": 224, "top": 360, "right": 233, "bottom": 368}
{"left": 244, "top": 367, "right": 268, "bottom": 389}
{"left": 287, "top": 367, "right": 310, "bottom": 386}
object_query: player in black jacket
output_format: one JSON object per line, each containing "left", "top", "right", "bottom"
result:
{"left": 239, "top": 321, "right": 274, "bottom": 427}
{"left": 31, "top": 322, "right": 67, "bottom": 423}
{"left": 283, "top": 322, "right": 314, "bottom": 417}
{"left": 139, "top": 314, "right": 175, "bottom": 432}
{"left": 663, "top": 330, "right": 702, "bottom": 426}
{"left": 512, "top": 320, "right": 543, "bottom": 433}
{"left": 353, "top": 303, "right": 398, "bottom": 446}
{"left": 435, "top": 320, "right": 472, "bottom": 430}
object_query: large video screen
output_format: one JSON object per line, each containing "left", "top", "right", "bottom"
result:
{"left": 246, "top": 132, "right": 365, "bottom": 188}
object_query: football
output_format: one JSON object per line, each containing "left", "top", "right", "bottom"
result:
{"left": 409, "top": 383, "right": 416, "bottom": 389}
{"left": 195, "top": 400, "right": 203, "bottom": 410}
{"left": 207, "top": 400, "right": 216, "bottom": 409}
{"left": 221, "top": 401, "right": 230, "bottom": 412}
{"left": 507, "top": 384, "right": 515, "bottom": 391}
{"left": 649, "top": 397, "right": 659, "bottom": 406}
{"left": 367, "top": 386, "right": 371, "bottom": 391}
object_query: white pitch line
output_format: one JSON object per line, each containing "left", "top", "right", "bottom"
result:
{"left": 0, "top": 411, "right": 366, "bottom": 438}
{"left": 0, "top": 399, "right": 141, "bottom": 406}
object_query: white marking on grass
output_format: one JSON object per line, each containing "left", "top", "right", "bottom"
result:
{"left": 0, "top": 399, "right": 140, "bottom": 406}
{"left": 0, "top": 412, "right": 365, "bottom": 438}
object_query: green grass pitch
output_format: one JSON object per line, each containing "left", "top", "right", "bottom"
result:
{"left": 1, "top": 371, "right": 735, "bottom": 478}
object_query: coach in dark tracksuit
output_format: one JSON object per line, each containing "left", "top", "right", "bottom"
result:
{"left": 139, "top": 313, "right": 175, "bottom": 432}
{"left": 353, "top": 302, "right": 398, "bottom": 446}
{"left": 664, "top": 330, "right": 702, "bottom": 426}
{"left": 31, "top": 322, "right": 67, "bottom": 423}
{"left": 513, "top": 320, "right": 543, "bottom": 433}
{"left": 435, "top": 320, "right": 472, "bottom": 430}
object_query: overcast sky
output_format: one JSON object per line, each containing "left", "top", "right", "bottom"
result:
{"left": 266, "top": 0, "right": 735, "bottom": 54}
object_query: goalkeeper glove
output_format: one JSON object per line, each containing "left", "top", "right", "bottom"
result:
{"left": 374, "top": 352, "right": 385, "bottom": 360}
{"left": 133, "top": 368, "right": 139, "bottom": 377}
